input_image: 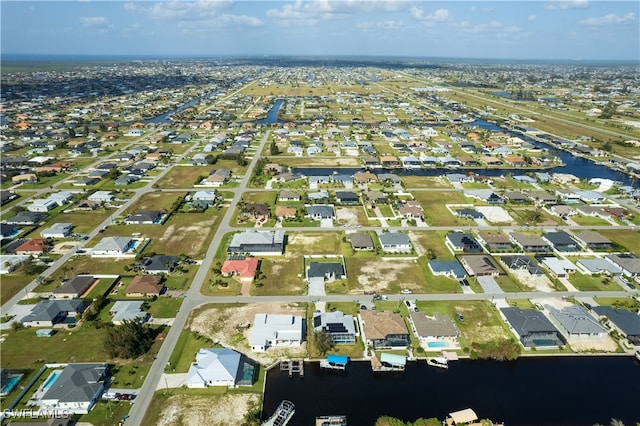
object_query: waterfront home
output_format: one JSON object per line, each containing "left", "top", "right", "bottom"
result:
{"left": 476, "top": 231, "right": 514, "bottom": 252}
{"left": 51, "top": 275, "right": 96, "bottom": 299}
{"left": 509, "top": 233, "right": 552, "bottom": 253}
{"left": 313, "top": 311, "right": 357, "bottom": 344}
{"left": 542, "top": 231, "right": 580, "bottom": 252}
{"left": 409, "top": 312, "right": 459, "bottom": 343}
{"left": 333, "top": 175, "right": 353, "bottom": 188}
{"left": 360, "top": 310, "right": 410, "bottom": 349}
{"left": 591, "top": 306, "right": 640, "bottom": 345}
{"left": 249, "top": 313, "right": 304, "bottom": 352}
{"left": 446, "top": 232, "right": 482, "bottom": 253}
{"left": 605, "top": 253, "right": 640, "bottom": 278}
{"left": 545, "top": 305, "right": 606, "bottom": 338}
{"left": 354, "top": 171, "right": 377, "bottom": 184}
{"left": 38, "top": 364, "right": 108, "bottom": 414}
{"left": 186, "top": 348, "right": 256, "bottom": 388}
{"left": 221, "top": 257, "right": 259, "bottom": 283}
{"left": 378, "top": 173, "right": 402, "bottom": 185}
{"left": 460, "top": 255, "right": 500, "bottom": 277}
{"left": 576, "top": 190, "right": 606, "bottom": 204}
{"left": 377, "top": 232, "right": 412, "bottom": 253}
{"left": 91, "top": 237, "right": 135, "bottom": 257}
{"left": 227, "top": 230, "right": 285, "bottom": 256}
{"left": 125, "top": 275, "right": 164, "bottom": 298}
{"left": 428, "top": 260, "right": 467, "bottom": 279}
{"left": 380, "top": 156, "right": 399, "bottom": 168}
{"left": 500, "top": 307, "right": 564, "bottom": 348}
{"left": 346, "top": 232, "right": 374, "bottom": 251}
{"left": 541, "top": 257, "right": 577, "bottom": 277}
{"left": 22, "top": 299, "right": 88, "bottom": 327}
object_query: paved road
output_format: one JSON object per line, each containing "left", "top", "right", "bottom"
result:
{"left": 124, "top": 130, "right": 271, "bottom": 425}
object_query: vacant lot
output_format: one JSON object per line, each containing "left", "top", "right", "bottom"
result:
{"left": 598, "top": 229, "right": 640, "bottom": 254}
{"left": 157, "top": 165, "right": 212, "bottom": 189}
{"left": 125, "top": 192, "right": 186, "bottom": 212}
{"left": 151, "top": 392, "right": 260, "bottom": 426}
{"left": 335, "top": 207, "right": 367, "bottom": 226}
{"left": 346, "top": 257, "right": 424, "bottom": 294}
{"left": 412, "top": 191, "right": 467, "bottom": 226}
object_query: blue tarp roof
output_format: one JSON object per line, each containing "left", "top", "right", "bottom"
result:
{"left": 327, "top": 354, "right": 348, "bottom": 365}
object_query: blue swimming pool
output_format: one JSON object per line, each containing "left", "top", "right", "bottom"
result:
{"left": 427, "top": 341, "right": 448, "bottom": 348}
{"left": 1, "top": 375, "right": 21, "bottom": 394}
{"left": 43, "top": 371, "right": 61, "bottom": 390}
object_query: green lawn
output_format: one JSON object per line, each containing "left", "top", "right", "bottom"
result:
{"left": 146, "top": 297, "right": 184, "bottom": 318}
{"left": 568, "top": 273, "right": 622, "bottom": 291}
{"left": 156, "top": 165, "right": 212, "bottom": 188}
{"left": 412, "top": 191, "right": 466, "bottom": 226}
{"left": 254, "top": 256, "right": 305, "bottom": 295}
{"left": 571, "top": 215, "right": 612, "bottom": 226}
{"left": 598, "top": 229, "right": 640, "bottom": 255}
{"left": 166, "top": 330, "right": 216, "bottom": 373}
{"left": 42, "top": 208, "right": 114, "bottom": 234}
{"left": 0, "top": 270, "right": 45, "bottom": 303}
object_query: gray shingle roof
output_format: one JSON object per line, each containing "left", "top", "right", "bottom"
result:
{"left": 41, "top": 364, "right": 107, "bottom": 403}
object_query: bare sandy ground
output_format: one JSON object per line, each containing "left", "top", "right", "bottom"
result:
{"left": 511, "top": 269, "right": 555, "bottom": 292}
{"left": 335, "top": 207, "right": 360, "bottom": 226}
{"left": 356, "top": 258, "right": 418, "bottom": 293}
{"left": 156, "top": 393, "right": 259, "bottom": 426}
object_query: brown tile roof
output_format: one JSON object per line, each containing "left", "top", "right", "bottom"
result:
{"left": 360, "top": 310, "right": 408, "bottom": 340}
{"left": 126, "top": 275, "right": 163, "bottom": 296}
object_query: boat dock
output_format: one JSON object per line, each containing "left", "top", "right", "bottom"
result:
{"left": 262, "top": 400, "right": 295, "bottom": 426}
{"left": 315, "top": 415, "right": 347, "bottom": 426}
{"left": 280, "top": 358, "right": 304, "bottom": 378}
{"left": 427, "top": 356, "right": 449, "bottom": 369}
{"left": 320, "top": 354, "right": 348, "bottom": 371}
{"left": 371, "top": 352, "right": 406, "bottom": 372}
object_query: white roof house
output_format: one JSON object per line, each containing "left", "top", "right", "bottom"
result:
{"left": 542, "top": 257, "right": 577, "bottom": 277}
{"left": 41, "top": 223, "right": 73, "bottom": 238}
{"left": 0, "top": 255, "right": 30, "bottom": 274}
{"left": 186, "top": 348, "right": 247, "bottom": 388}
{"left": 193, "top": 190, "right": 217, "bottom": 201}
{"left": 87, "top": 191, "right": 113, "bottom": 202}
{"left": 91, "top": 237, "right": 135, "bottom": 257}
{"left": 249, "top": 313, "right": 303, "bottom": 352}
{"left": 109, "top": 301, "right": 148, "bottom": 325}
{"left": 27, "top": 199, "right": 58, "bottom": 212}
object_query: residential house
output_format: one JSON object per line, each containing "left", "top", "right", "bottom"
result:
{"left": 27, "top": 199, "right": 58, "bottom": 213}
{"left": 409, "top": 312, "right": 459, "bottom": 342}
{"left": 346, "top": 232, "right": 374, "bottom": 251}
{"left": 378, "top": 173, "right": 402, "bottom": 185}
{"left": 278, "top": 190, "right": 301, "bottom": 202}
{"left": 186, "top": 348, "right": 256, "bottom": 388}
{"left": 545, "top": 305, "right": 606, "bottom": 337}
{"left": 39, "top": 223, "right": 73, "bottom": 239}
{"left": 203, "top": 169, "right": 231, "bottom": 187}
{"left": 39, "top": 364, "right": 108, "bottom": 414}
{"left": 305, "top": 205, "right": 335, "bottom": 220}
{"left": 542, "top": 231, "right": 580, "bottom": 252}
{"left": 312, "top": 311, "right": 357, "bottom": 344}
{"left": 109, "top": 301, "right": 148, "bottom": 325}
{"left": 500, "top": 308, "right": 564, "bottom": 348}
{"left": 275, "top": 206, "right": 297, "bottom": 219}
{"left": 125, "top": 275, "right": 164, "bottom": 298}
{"left": 227, "top": 230, "right": 285, "bottom": 256}
{"left": 193, "top": 190, "right": 217, "bottom": 202}
{"left": 500, "top": 256, "right": 544, "bottom": 275}
{"left": 73, "top": 177, "right": 100, "bottom": 186}
{"left": 541, "top": 257, "right": 577, "bottom": 278}
{"left": 576, "top": 190, "right": 606, "bottom": 204}
{"left": 354, "top": 171, "right": 377, "bottom": 185}
{"left": 51, "top": 275, "right": 96, "bottom": 299}
{"left": 335, "top": 191, "right": 359, "bottom": 205}
{"left": 460, "top": 255, "right": 500, "bottom": 277}
{"left": 141, "top": 255, "right": 178, "bottom": 274}
{"left": 464, "top": 189, "right": 504, "bottom": 204}
{"left": 446, "top": 232, "right": 482, "bottom": 253}
{"left": 455, "top": 208, "right": 484, "bottom": 220}
{"left": 307, "top": 191, "right": 329, "bottom": 203}
{"left": 0, "top": 223, "right": 19, "bottom": 240}
{"left": 510, "top": 233, "right": 552, "bottom": 253}
{"left": 365, "top": 191, "right": 387, "bottom": 205}
{"left": 476, "top": 231, "right": 513, "bottom": 251}
{"left": 591, "top": 306, "right": 640, "bottom": 345}
{"left": 22, "top": 299, "right": 88, "bottom": 327}
{"left": 576, "top": 258, "right": 622, "bottom": 276}
{"left": 428, "top": 260, "right": 467, "bottom": 279}
{"left": 14, "top": 238, "right": 50, "bottom": 256}
{"left": 221, "top": 257, "right": 259, "bottom": 283}
{"left": 87, "top": 191, "right": 113, "bottom": 203}
{"left": 249, "top": 313, "right": 304, "bottom": 352}
{"left": 503, "top": 191, "right": 529, "bottom": 203}
{"left": 90, "top": 237, "right": 135, "bottom": 257}
{"left": 360, "top": 310, "right": 410, "bottom": 349}
{"left": 124, "top": 210, "right": 164, "bottom": 225}
{"left": 398, "top": 201, "right": 424, "bottom": 220}
{"left": 605, "top": 253, "right": 640, "bottom": 278}
{"left": 378, "top": 232, "right": 412, "bottom": 253}
{"left": 571, "top": 231, "right": 614, "bottom": 250}
{"left": 308, "top": 262, "right": 346, "bottom": 281}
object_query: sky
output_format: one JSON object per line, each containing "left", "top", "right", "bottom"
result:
{"left": 1, "top": 0, "right": 638, "bottom": 61}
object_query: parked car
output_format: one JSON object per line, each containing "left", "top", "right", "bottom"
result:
{"left": 400, "top": 289, "right": 412, "bottom": 294}
{"left": 456, "top": 312, "right": 464, "bottom": 322}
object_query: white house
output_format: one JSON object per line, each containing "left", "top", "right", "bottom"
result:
{"left": 27, "top": 199, "right": 58, "bottom": 212}
{"left": 186, "top": 348, "right": 255, "bottom": 388}
{"left": 0, "top": 255, "right": 30, "bottom": 274}
{"left": 249, "top": 313, "right": 303, "bottom": 352}
{"left": 91, "top": 237, "right": 135, "bottom": 257}
{"left": 41, "top": 223, "right": 73, "bottom": 238}
{"left": 87, "top": 191, "right": 113, "bottom": 203}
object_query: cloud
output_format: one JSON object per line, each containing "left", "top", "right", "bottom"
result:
{"left": 410, "top": 6, "right": 450, "bottom": 23}
{"left": 458, "top": 19, "right": 523, "bottom": 36}
{"left": 266, "top": 0, "right": 409, "bottom": 25}
{"left": 80, "top": 16, "right": 113, "bottom": 30}
{"left": 580, "top": 12, "right": 636, "bottom": 26}
{"left": 545, "top": 0, "right": 589, "bottom": 10}
{"left": 356, "top": 20, "right": 403, "bottom": 31}
{"left": 528, "top": 14, "right": 537, "bottom": 21}
{"left": 124, "top": 1, "right": 234, "bottom": 20}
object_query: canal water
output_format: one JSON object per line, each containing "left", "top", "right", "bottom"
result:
{"left": 262, "top": 357, "right": 640, "bottom": 426}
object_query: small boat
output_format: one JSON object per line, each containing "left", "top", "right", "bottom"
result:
{"left": 635, "top": 350, "right": 640, "bottom": 362}
{"left": 427, "top": 357, "right": 448, "bottom": 369}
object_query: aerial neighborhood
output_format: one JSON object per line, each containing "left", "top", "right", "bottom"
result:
{"left": 0, "top": 58, "right": 639, "bottom": 425}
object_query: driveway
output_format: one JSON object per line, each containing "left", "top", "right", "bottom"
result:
{"left": 477, "top": 276, "right": 504, "bottom": 294}
{"left": 308, "top": 277, "right": 326, "bottom": 296}
{"left": 0, "top": 303, "right": 36, "bottom": 330}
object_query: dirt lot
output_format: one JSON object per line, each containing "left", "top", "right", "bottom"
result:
{"left": 335, "top": 207, "right": 361, "bottom": 226}
{"left": 155, "top": 218, "right": 217, "bottom": 257}
{"left": 50, "top": 242, "right": 77, "bottom": 255}
{"left": 188, "top": 303, "right": 307, "bottom": 364}
{"left": 156, "top": 393, "right": 259, "bottom": 426}
{"left": 511, "top": 269, "right": 554, "bottom": 292}
{"left": 354, "top": 258, "right": 420, "bottom": 293}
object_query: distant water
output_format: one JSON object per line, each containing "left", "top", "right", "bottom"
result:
{"left": 262, "top": 357, "right": 640, "bottom": 426}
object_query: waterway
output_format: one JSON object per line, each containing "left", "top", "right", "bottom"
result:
{"left": 254, "top": 98, "right": 285, "bottom": 125}
{"left": 262, "top": 356, "right": 640, "bottom": 426}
